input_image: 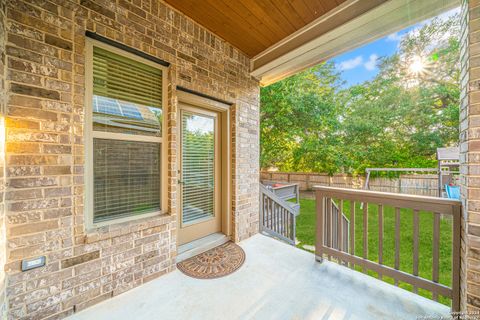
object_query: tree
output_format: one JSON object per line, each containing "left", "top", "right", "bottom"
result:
{"left": 341, "top": 14, "right": 460, "bottom": 173}
{"left": 260, "top": 63, "right": 345, "bottom": 174}
{"left": 260, "top": 14, "right": 460, "bottom": 175}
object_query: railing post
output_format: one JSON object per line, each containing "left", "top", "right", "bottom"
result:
{"left": 259, "top": 186, "right": 264, "bottom": 233}
{"left": 315, "top": 190, "right": 324, "bottom": 263}
{"left": 296, "top": 184, "right": 300, "bottom": 204}
{"left": 292, "top": 213, "right": 296, "bottom": 246}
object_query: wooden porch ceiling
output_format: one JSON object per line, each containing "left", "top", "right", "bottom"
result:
{"left": 163, "top": 0, "right": 347, "bottom": 58}
{"left": 165, "top": 0, "right": 459, "bottom": 86}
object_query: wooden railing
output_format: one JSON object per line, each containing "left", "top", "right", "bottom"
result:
{"left": 314, "top": 186, "right": 461, "bottom": 311}
{"left": 259, "top": 184, "right": 296, "bottom": 245}
{"left": 326, "top": 200, "right": 350, "bottom": 254}
{"left": 262, "top": 181, "right": 300, "bottom": 214}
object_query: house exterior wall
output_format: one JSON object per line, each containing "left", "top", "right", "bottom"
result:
{"left": 0, "top": 0, "right": 260, "bottom": 319}
{"left": 0, "top": 1, "right": 6, "bottom": 318}
{"left": 461, "top": 0, "right": 480, "bottom": 312}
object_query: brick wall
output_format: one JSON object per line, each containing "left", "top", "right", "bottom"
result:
{"left": 231, "top": 90, "right": 260, "bottom": 242}
{"left": 1, "top": 0, "right": 259, "bottom": 319}
{"left": 0, "top": 0, "right": 6, "bottom": 318}
{"left": 461, "top": 0, "right": 480, "bottom": 312}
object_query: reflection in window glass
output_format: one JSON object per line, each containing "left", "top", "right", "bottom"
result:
{"left": 92, "top": 95, "right": 162, "bottom": 136}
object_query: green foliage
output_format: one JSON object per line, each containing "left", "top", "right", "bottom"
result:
{"left": 260, "top": 63, "right": 344, "bottom": 173}
{"left": 260, "top": 15, "right": 460, "bottom": 174}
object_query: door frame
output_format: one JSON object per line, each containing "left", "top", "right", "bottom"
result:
{"left": 176, "top": 90, "right": 232, "bottom": 244}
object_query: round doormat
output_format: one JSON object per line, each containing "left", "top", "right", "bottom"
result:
{"left": 177, "top": 241, "right": 245, "bottom": 279}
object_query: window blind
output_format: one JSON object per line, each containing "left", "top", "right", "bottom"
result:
{"left": 93, "top": 139, "right": 160, "bottom": 222}
{"left": 91, "top": 44, "right": 163, "bottom": 223}
{"left": 181, "top": 112, "right": 215, "bottom": 224}
{"left": 93, "top": 46, "right": 163, "bottom": 109}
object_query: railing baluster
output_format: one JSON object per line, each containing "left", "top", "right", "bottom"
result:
{"left": 262, "top": 196, "right": 266, "bottom": 228}
{"left": 276, "top": 204, "right": 279, "bottom": 234}
{"left": 327, "top": 197, "right": 332, "bottom": 260}
{"left": 278, "top": 205, "right": 281, "bottom": 235}
{"left": 276, "top": 203, "right": 282, "bottom": 234}
{"left": 432, "top": 212, "right": 440, "bottom": 301}
{"left": 378, "top": 204, "right": 383, "bottom": 280}
{"left": 272, "top": 201, "right": 276, "bottom": 233}
{"left": 260, "top": 195, "right": 264, "bottom": 230}
{"left": 264, "top": 195, "right": 268, "bottom": 227}
{"left": 268, "top": 197, "right": 271, "bottom": 229}
{"left": 268, "top": 198, "right": 272, "bottom": 230}
{"left": 276, "top": 204, "right": 280, "bottom": 234}
{"left": 270, "top": 201, "right": 274, "bottom": 232}
{"left": 394, "top": 207, "right": 400, "bottom": 286}
{"left": 338, "top": 200, "right": 343, "bottom": 253}
{"left": 275, "top": 203, "right": 282, "bottom": 234}
{"left": 266, "top": 197, "right": 270, "bottom": 229}
{"left": 286, "top": 208, "right": 289, "bottom": 238}
{"left": 350, "top": 201, "right": 355, "bottom": 269}
{"left": 363, "top": 202, "right": 368, "bottom": 273}
{"left": 413, "top": 209, "right": 419, "bottom": 293}
{"left": 332, "top": 203, "right": 337, "bottom": 249}
{"left": 325, "top": 199, "right": 329, "bottom": 247}
{"left": 324, "top": 199, "right": 327, "bottom": 246}
{"left": 291, "top": 211, "right": 294, "bottom": 240}
{"left": 279, "top": 206, "right": 282, "bottom": 235}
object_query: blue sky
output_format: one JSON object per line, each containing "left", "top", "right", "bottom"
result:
{"left": 331, "top": 7, "right": 460, "bottom": 87}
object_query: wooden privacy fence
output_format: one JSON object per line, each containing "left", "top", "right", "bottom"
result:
{"left": 261, "top": 171, "right": 441, "bottom": 197}
{"left": 314, "top": 186, "right": 462, "bottom": 311}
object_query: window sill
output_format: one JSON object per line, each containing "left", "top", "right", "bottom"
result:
{"left": 83, "top": 211, "right": 173, "bottom": 244}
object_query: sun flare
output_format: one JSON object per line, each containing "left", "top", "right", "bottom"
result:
{"left": 409, "top": 56, "right": 426, "bottom": 75}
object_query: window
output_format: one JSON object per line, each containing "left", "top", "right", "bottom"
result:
{"left": 85, "top": 40, "right": 167, "bottom": 228}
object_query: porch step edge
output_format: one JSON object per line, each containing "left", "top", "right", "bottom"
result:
{"left": 176, "top": 233, "right": 229, "bottom": 263}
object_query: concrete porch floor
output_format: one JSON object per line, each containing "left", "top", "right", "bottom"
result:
{"left": 68, "top": 234, "right": 449, "bottom": 320}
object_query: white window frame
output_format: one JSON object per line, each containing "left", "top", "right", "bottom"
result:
{"left": 85, "top": 38, "right": 168, "bottom": 230}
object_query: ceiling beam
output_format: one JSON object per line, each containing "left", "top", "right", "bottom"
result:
{"left": 251, "top": 0, "right": 460, "bottom": 86}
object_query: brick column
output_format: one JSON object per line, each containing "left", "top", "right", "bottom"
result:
{"left": 460, "top": 0, "right": 480, "bottom": 311}
{"left": 0, "top": 1, "right": 6, "bottom": 317}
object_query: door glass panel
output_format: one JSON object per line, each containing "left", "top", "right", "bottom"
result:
{"left": 181, "top": 111, "right": 215, "bottom": 225}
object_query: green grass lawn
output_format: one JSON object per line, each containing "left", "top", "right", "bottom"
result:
{"left": 295, "top": 198, "right": 453, "bottom": 306}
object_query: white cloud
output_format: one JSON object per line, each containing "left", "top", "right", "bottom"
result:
{"left": 364, "top": 54, "right": 378, "bottom": 71}
{"left": 338, "top": 56, "right": 363, "bottom": 71}
{"left": 386, "top": 32, "right": 403, "bottom": 42}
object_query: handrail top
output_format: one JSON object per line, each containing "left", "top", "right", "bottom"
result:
{"left": 313, "top": 185, "right": 462, "bottom": 206}
{"left": 365, "top": 168, "right": 438, "bottom": 172}
{"left": 259, "top": 184, "right": 297, "bottom": 215}
{"left": 262, "top": 181, "right": 300, "bottom": 187}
